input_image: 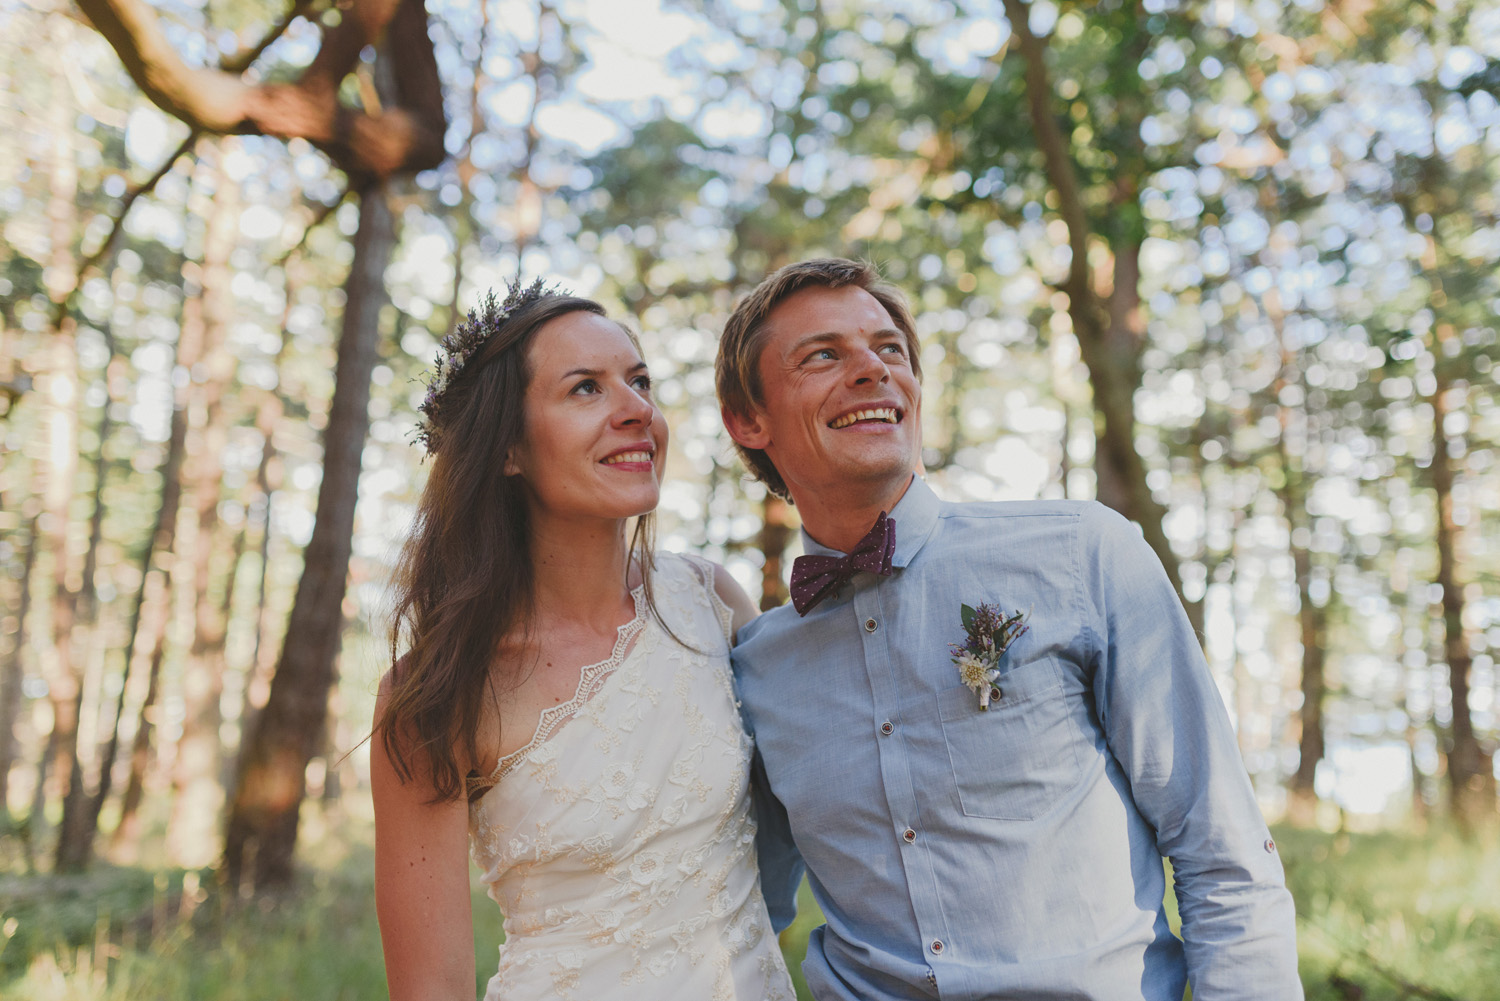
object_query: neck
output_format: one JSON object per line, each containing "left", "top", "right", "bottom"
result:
{"left": 525, "top": 511, "right": 637, "bottom": 634}
{"left": 792, "top": 471, "right": 915, "bottom": 554}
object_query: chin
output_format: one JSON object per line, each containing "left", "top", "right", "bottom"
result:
{"left": 618, "top": 489, "right": 662, "bottom": 520}
{"left": 833, "top": 443, "right": 917, "bottom": 478}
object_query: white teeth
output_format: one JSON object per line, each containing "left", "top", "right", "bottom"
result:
{"left": 829, "top": 408, "right": 898, "bottom": 429}
{"left": 603, "top": 451, "right": 653, "bottom": 464}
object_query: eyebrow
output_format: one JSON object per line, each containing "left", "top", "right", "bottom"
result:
{"left": 787, "top": 328, "right": 904, "bottom": 357}
{"left": 560, "top": 361, "right": 649, "bottom": 381}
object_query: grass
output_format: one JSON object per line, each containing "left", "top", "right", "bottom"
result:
{"left": 0, "top": 800, "right": 504, "bottom": 1001}
{"left": 2, "top": 817, "right": 1496, "bottom": 1000}
{"left": 1279, "top": 824, "right": 1500, "bottom": 1001}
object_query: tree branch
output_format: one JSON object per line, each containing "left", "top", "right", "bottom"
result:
{"left": 1001, "top": 0, "right": 1093, "bottom": 304}
{"left": 50, "top": 130, "right": 200, "bottom": 332}
{"left": 219, "top": 0, "right": 320, "bottom": 75}
{"left": 75, "top": 0, "right": 256, "bottom": 131}
{"left": 272, "top": 189, "right": 351, "bottom": 268}
{"left": 81, "top": 132, "right": 198, "bottom": 277}
{"left": 74, "top": 0, "right": 445, "bottom": 178}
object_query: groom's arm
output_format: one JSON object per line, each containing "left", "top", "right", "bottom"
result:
{"left": 749, "top": 746, "right": 805, "bottom": 933}
{"left": 719, "top": 569, "right": 806, "bottom": 933}
{"left": 1082, "top": 504, "right": 1302, "bottom": 999}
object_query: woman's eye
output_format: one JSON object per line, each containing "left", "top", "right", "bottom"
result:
{"left": 631, "top": 374, "right": 652, "bottom": 392}
{"left": 571, "top": 379, "right": 599, "bottom": 395}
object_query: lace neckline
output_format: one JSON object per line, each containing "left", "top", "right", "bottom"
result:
{"left": 479, "top": 583, "right": 648, "bottom": 788}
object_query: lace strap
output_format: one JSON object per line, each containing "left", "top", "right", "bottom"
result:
{"left": 679, "top": 553, "right": 736, "bottom": 646}
{"left": 467, "top": 586, "right": 647, "bottom": 796}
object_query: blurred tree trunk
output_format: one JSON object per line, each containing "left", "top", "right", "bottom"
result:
{"left": 1270, "top": 308, "right": 1326, "bottom": 826}
{"left": 75, "top": 0, "right": 446, "bottom": 880}
{"left": 758, "top": 495, "right": 794, "bottom": 611}
{"left": 1091, "top": 241, "right": 1144, "bottom": 517}
{"left": 223, "top": 182, "right": 394, "bottom": 891}
{"left": 1388, "top": 24, "right": 1498, "bottom": 829}
{"left": 109, "top": 401, "right": 187, "bottom": 851}
{"left": 54, "top": 345, "right": 121, "bottom": 869}
{"left": 233, "top": 265, "right": 302, "bottom": 769}
{"left": 110, "top": 151, "right": 213, "bottom": 848}
{"left": 1429, "top": 334, "right": 1493, "bottom": 825}
{"left": 234, "top": 336, "right": 291, "bottom": 764}
{"left": 210, "top": 527, "right": 248, "bottom": 791}
{"left": 0, "top": 310, "right": 29, "bottom": 812}
{"left": 86, "top": 451, "right": 173, "bottom": 859}
{"left": 1397, "top": 620, "right": 1431, "bottom": 823}
{"left": 1279, "top": 464, "right": 1325, "bottom": 825}
{"left": 0, "top": 515, "right": 39, "bottom": 816}
{"left": 1227, "top": 508, "right": 1254, "bottom": 760}
{"left": 38, "top": 47, "right": 86, "bottom": 865}
{"left": 1001, "top": 0, "right": 1195, "bottom": 634}
{"left": 166, "top": 153, "right": 241, "bottom": 864}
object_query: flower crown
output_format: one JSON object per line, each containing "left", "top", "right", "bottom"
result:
{"left": 414, "top": 277, "right": 562, "bottom": 454}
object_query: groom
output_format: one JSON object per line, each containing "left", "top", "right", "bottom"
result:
{"left": 717, "top": 258, "right": 1301, "bottom": 1000}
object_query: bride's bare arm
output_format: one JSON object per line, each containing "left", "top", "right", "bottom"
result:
{"left": 372, "top": 674, "right": 475, "bottom": 1001}
{"left": 710, "top": 562, "right": 760, "bottom": 644}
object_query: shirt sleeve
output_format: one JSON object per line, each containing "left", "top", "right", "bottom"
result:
{"left": 1081, "top": 503, "right": 1302, "bottom": 999}
{"left": 749, "top": 745, "right": 805, "bottom": 934}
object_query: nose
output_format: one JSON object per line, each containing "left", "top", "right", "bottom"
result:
{"left": 613, "top": 382, "right": 654, "bottom": 428}
{"left": 849, "top": 345, "right": 891, "bottom": 386}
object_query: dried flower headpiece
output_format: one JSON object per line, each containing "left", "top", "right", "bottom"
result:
{"left": 414, "top": 277, "right": 562, "bottom": 454}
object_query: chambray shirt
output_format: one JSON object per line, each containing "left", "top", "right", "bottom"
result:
{"left": 733, "top": 477, "right": 1301, "bottom": 1000}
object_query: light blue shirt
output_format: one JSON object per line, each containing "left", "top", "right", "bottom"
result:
{"left": 734, "top": 477, "right": 1301, "bottom": 1000}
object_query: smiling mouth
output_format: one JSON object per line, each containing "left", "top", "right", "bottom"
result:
{"left": 602, "top": 451, "right": 654, "bottom": 465}
{"left": 828, "top": 407, "right": 901, "bottom": 429}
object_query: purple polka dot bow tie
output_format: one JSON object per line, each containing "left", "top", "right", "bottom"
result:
{"left": 789, "top": 511, "right": 897, "bottom": 616}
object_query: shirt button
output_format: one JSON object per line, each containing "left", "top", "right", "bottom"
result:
{"left": 902, "top": 828, "right": 916, "bottom": 843}
{"left": 1264, "top": 838, "right": 1277, "bottom": 853}
{"left": 880, "top": 720, "right": 894, "bottom": 735}
{"left": 929, "top": 939, "right": 944, "bottom": 955}
{"left": 864, "top": 617, "right": 878, "bottom": 632}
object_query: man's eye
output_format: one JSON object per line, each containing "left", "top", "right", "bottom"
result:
{"left": 807, "top": 348, "right": 837, "bottom": 363}
{"left": 879, "top": 342, "right": 905, "bottom": 356}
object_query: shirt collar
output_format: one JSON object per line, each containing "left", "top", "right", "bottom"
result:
{"left": 798, "top": 474, "right": 941, "bottom": 569}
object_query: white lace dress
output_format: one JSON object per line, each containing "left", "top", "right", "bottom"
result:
{"left": 467, "top": 554, "right": 795, "bottom": 1001}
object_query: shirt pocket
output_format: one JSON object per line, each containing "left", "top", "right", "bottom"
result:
{"left": 936, "top": 661, "right": 1083, "bottom": 822}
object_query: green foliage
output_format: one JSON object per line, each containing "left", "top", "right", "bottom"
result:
{"left": 777, "top": 877, "right": 825, "bottom": 1001}
{"left": 11, "top": 824, "right": 1495, "bottom": 1000}
{"left": 0, "top": 842, "right": 507, "bottom": 1001}
{"left": 1279, "top": 824, "right": 1500, "bottom": 1000}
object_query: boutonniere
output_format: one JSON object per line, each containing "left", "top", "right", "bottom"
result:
{"left": 951, "top": 602, "right": 1029, "bottom": 710}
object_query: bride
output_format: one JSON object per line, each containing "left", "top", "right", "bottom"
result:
{"left": 372, "top": 281, "right": 794, "bottom": 1000}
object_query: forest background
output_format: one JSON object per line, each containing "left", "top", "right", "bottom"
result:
{"left": 1, "top": 0, "right": 1498, "bottom": 998}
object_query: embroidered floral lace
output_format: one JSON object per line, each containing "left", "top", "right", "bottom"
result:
{"left": 467, "top": 554, "right": 793, "bottom": 1001}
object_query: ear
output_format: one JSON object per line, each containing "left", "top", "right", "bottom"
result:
{"left": 722, "top": 404, "right": 771, "bottom": 451}
{"left": 502, "top": 444, "right": 523, "bottom": 478}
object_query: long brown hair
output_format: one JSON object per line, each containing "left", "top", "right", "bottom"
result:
{"left": 380, "top": 290, "right": 665, "bottom": 801}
